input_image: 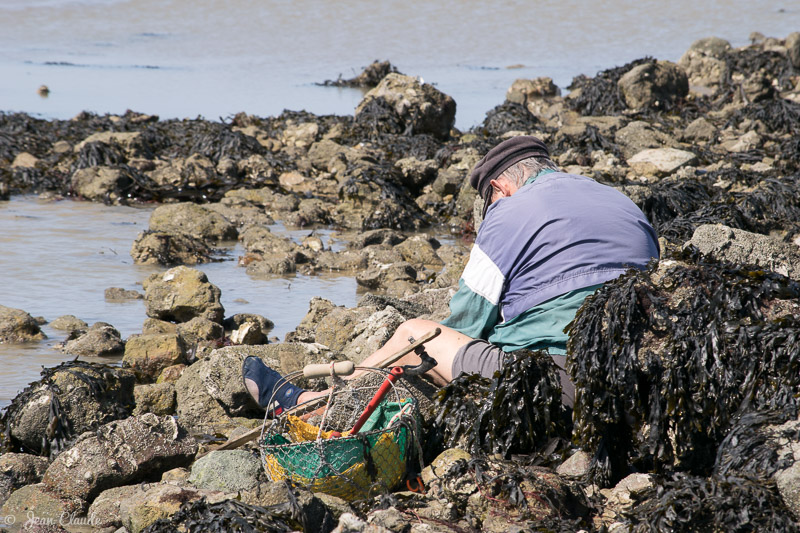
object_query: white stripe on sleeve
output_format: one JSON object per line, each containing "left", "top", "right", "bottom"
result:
{"left": 461, "top": 244, "right": 505, "bottom": 306}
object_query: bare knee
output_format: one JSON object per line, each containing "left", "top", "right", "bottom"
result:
{"left": 393, "top": 319, "right": 438, "bottom": 343}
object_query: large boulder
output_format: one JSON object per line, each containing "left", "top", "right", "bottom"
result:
{"left": 118, "top": 484, "right": 230, "bottom": 533}
{"left": 130, "top": 230, "right": 215, "bottom": 265}
{"left": 3, "top": 362, "right": 135, "bottom": 456}
{"left": 143, "top": 266, "right": 225, "bottom": 324}
{"left": 0, "top": 483, "right": 81, "bottom": 527}
{"left": 618, "top": 60, "right": 689, "bottom": 110}
{"left": 70, "top": 166, "right": 134, "bottom": 203}
{"left": 505, "top": 77, "right": 561, "bottom": 107}
{"left": 61, "top": 322, "right": 124, "bottom": 357}
{"left": 147, "top": 202, "right": 237, "bottom": 243}
{"left": 678, "top": 37, "right": 732, "bottom": 93}
{"left": 0, "top": 305, "right": 45, "bottom": 343}
{"left": 614, "top": 120, "right": 678, "bottom": 160}
{"left": 0, "top": 453, "right": 49, "bottom": 507}
{"left": 355, "top": 73, "right": 456, "bottom": 140}
{"left": 688, "top": 224, "right": 800, "bottom": 280}
{"left": 42, "top": 414, "right": 197, "bottom": 506}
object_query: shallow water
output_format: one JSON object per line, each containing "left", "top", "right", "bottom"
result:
{"left": 0, "top": 195, "right": 358, "bottom": 408}
{"left": 0, "top": 0, "right": 797, "bottom": 129}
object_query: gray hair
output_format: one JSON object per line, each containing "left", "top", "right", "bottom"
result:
{"left": 500, "top": 156, "right": 559, "bottom": 187}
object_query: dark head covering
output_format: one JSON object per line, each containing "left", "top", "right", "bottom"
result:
{"left": 469, "top": 136, "right": 550, "bottom": 217}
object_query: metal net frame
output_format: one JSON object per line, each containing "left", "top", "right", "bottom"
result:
{"left": 259, "top": 367, "right": 422, "bottom": 502}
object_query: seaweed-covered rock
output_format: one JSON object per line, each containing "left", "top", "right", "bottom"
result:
{"left": 432, "top": 350, "right": 566, "bottom": 458}
{"left": 567, "top": 253, "right": 800, "bottom": 486}
{"left": 142, "top": 266, "right": 225, "bottom": 324}
{"left": 130, "top": 230, "right": 216, "bottom": 265}
{"left": 0, "top": 305, "right": 46, "bottom": 343}
{"left": 148, "top": 202, "right": 237, "bottom": 243}
{"left": 321, "top": 60, "right": 400, "bottom": 88}
{"left": 41, "top": 414, "right": 197, "bottom": 506}
{"left": 617, "top": 60, "right": 688, "bottom": 111}
{"left": 1, "top": 362, "right": 135, "bottom": 456}
{"left": 61, "top": 322, "right": 124, "bottom": 357}
{"left": 355, "top": 73, "right": 456, "bottom": 140}
{"left": 567, "top": 57, "right": 655, "bottom": 116}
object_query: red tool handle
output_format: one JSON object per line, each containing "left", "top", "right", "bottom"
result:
{"left": 350, "top": 367, "right": 404, "bottom": 435}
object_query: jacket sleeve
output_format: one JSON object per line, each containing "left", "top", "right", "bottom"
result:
{"left": 439, "top": 243, "right": 505, "bottom": 340}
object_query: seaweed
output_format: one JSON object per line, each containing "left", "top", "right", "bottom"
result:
{"left": 142, "top": 490, "right": 336, "bottom": 533}
{"left": 474, "top": 101, "right": 541, "bottom": 137}
{"left": 566, "top": 57, "right": 655, "bottom": 116}
{"left": 567, "top": 251, "right": 800, "bottom": 486}
{"left": 620, "top": 473, "right": 799, "bottom": 533}
{"left": 431, "top": 350, "right": 568, "bottom": 460}
{"left": 725, "top": 98, "right": 800, "bottom": 136}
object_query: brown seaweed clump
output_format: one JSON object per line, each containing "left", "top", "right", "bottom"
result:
{"left": 567, "top": 249, "right": 800, "bottom": 487}
{"left": 430, "top": 349, "right": 568, "bottom": 460}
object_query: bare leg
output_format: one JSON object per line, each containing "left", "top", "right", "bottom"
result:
{"left": 295, "top": 319, "right": 474, "bottom": 404}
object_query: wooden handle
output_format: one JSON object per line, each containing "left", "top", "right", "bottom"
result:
{"left": 303, "top": 361, "right": 355, "bottom": 379}
{"left": 375, "top": 327, "right": 441, "bottom": 369}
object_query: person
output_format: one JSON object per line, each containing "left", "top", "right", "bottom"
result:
{"left": 243, "top": 136, "right": 659, "bottom": 413}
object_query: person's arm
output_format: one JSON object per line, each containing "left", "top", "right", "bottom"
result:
{"left": 440, "top": 243, "right": 504, "bottom": 340}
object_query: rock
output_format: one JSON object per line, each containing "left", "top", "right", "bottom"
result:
{"left": 0, "top": 453, "right": 49, "bottom": 506}
{"left": 156, "top": 364, "right": 186, "bottom": 384}
{"left": 174, "top": 345, "right": 282, "bottom": 432}
{"left": 118, "top": 483, "right": 229, "bottom": 533}
{"left": 682, "top": 117, "right": 717, "bottom": 142}
{"left": 142, "top": 318, "right": 177, "bottom": 335}
{"left": 0, "top": 484, "right": 81, "bottom": 528}
{"left": 239, "top": 225, "right": 299, "bottom": 255}
{"left": 556, "top": 450, "right": 592, "bottom": 478}
{"left": 123, "top": 334, "right": 186, "bottom": 381}
{"left": 394, "top": 235, "right": 444, "bottom": 268}
{"left": 505, "top": 77, "right": 560, "bottom": 106}
{"left": 355, "top": 73, "right": 456, "bottom": 140}
{"left": 142, "top": 266, "right": 225, "bottom": 324}
{"left": 614, "top": 121, "right": 678, "bottom": 160}
{"left": 70, "top": 166, "right": 133, "bottom": 202}
{"left": 307, "top": 139, "right": 354, "bottom": 171}
{"left": 787, "top": 32, "right": 800, "bottom": 69}
{"left": 230, "top": 321, "right": 265, "bottom": 345}
{"left": 133, "top": 382, "right": 176, "bottom": 416}
{"left": 42, "top": 414, "right": 197, "bottom": 506}
{"left": 722, "top": 129, "right": 761, "bottom": 153}
{"left": 421, "top": 448, "right": 472, "bottom": 487}
{"left": 130, "top": 230, "right": 215, "bottom": 265}
{"left": 205, "top": 196, "right": 276, "bottom": 227}
{"left": 73, "top": 131, "right": 142, "bottom": 153}
{"left": 87, "top": 484, "right": 149, "bottom": 529}
{"left": 224, "top": 313, "right": 274, "bottom": 334}
{"left": 11, "top": 151, "right": 39, "bottom": 168}
{"left": 0, "top": 305, "right": 46, "bottom": 343}
{"left": 332, "top": 512, "right": 392, "bottom": 533}
{"left": 618, "top": 60, "right": 689, "bottom": 110}
{"left": 148, "top": 202, "right": 237, "bottom": 243}
{"left": 188, "top": 450, "right": 263, "bottom": 493}
{"left": 104, "top": 287, "right": 143, "bottom": 301}
{"left": 627, "top": 147, "right": 697, "bottom": 176}
{"left": 49, "top": 315, "right": 87, "bottom": 332}
{"left": 599, "top": 473, "right": 655, "bottom": 525}
{"left": 176, "top": 316, "right": 224, "bottom": 347}
{"left": 244, "top": 255, "right": 296, "bottom": 276}
{"left": 281, "top": 122, "right": 319, "bottom": 149}
{"left": 62, "top": 322, "right": 124, "bottom": 357}
{"left": 149, "top": 154, "right": 220, "bottom": 190}
{"left": 314, "top": 250, "right": 368, "bottom": 271}
{"left": 394, "top": 157, "right": 438, "bottom": 193}
{"left": 678, "top": 37, "right": 732, "bottom": 92}
{"left": 4, "top": 362, "right": 135, "bottom": 455}
{"left": 688, "top": 224, "right": 800, "bottom": 280}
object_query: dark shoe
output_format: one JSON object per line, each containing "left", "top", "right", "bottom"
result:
{"left": 242, "top": 356, "right": 305, "bottom": 416}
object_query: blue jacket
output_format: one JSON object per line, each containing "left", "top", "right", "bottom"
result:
{"left": 441, "top": 171, "right": 659, "bottom": 344}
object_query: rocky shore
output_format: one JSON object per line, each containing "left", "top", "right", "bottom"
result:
{"left": 1, "top": 32, "right": 800, "bottom": 532}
